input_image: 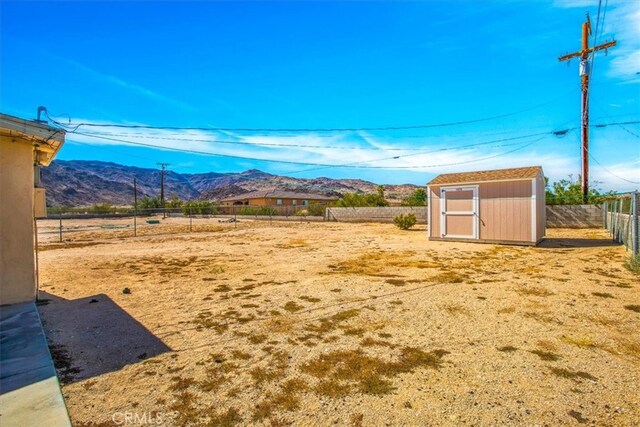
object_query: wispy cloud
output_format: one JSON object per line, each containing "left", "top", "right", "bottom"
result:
{"left": 62, "top": 118, "right": 639, "bottom": 190}
{"left": 63, "top": 58, "right": 196, "bottom": 112}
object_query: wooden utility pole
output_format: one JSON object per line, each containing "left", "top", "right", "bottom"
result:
{"left": 157, "top": 163, "right": 170, "bottom": 218}
{"left": 558, "top": 12, "right": 616, "bottom": 203}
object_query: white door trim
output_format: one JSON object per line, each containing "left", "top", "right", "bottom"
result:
{"left": 440, "top": 185, "right": 479, "bottom": 239}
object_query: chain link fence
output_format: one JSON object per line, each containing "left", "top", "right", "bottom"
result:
{"left": 38, "top": 205, "right": 326, "bottom": 243}
{"left": 603, "top": 191, "right": 639, "bottom": 257}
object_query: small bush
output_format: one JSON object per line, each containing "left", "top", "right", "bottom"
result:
{"left": 393, "top": 213, "right": 417, "bottom": 230}
{"left": 307, "top": 203, "right": 326, "bottom": 216}
{"left": 90, "top": 203, "right": 114, "bottom": 214}
{"left": 624, "top": 254, "right": 640, "bottom": 275}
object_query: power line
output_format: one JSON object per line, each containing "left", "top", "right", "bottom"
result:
{"left": 59, "top": 120, "right": 636, "bottom": 154}
{"left": 44, "top": 95, "right": 571, "bottom": 133}
{"left": 286, "top": 136, "right": 550, "bottom": 175}
{"left": 588, "top": 153, "right": 640, "bottom": 185}
{"left": 66, "top": 129, "right": 562, "bottom": 171}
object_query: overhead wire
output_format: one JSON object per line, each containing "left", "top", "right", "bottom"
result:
{"left": 44, "top": 93, "right": 574, "bottom": 134}
{"left": 67, "top": 129, "right": 563, "bottom": 170}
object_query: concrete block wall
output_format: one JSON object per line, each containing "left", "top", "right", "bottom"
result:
{"left": 325, "top": 206, "right": 427, "bottom": 223}
{"left": 545, "top": 204, "right": 603, "bottom": 228}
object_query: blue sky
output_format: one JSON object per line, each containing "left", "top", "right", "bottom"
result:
{"left": 2, "top": 0, "right": 638, "bottom": 190}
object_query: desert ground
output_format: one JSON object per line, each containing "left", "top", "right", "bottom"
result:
{"left": 36, "top": 218, "right": 639, "bottom": 426}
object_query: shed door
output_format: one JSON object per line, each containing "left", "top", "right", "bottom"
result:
{"left": 441, "top": 186, "right": 478, "bottom": 239}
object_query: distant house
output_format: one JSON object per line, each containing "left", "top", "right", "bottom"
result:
{"left": 220, "top": 190, "right": 337, "bottom": 207}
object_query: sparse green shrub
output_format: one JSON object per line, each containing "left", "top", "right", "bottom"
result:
{"left": 307, "top": 203, "right": 326, "bottom": 216}
{"left": 335, "top": 186, "right": 388, "bottom": 207}
{"left": 167, "top": 194, "right": 183, "bottom": 208}
{"left": 401, "top": 188, "right": 427, "bottom": 206}
{"left": 181, "top": 201, "right": 220, "bottom": 215}
{"left": 624, "top": 254, "right": 640, "bottom": 275}
{"left": 90, "top": 203, "right": 114, "bottom": 214}
{"left": 236, "top": 206, "right": 278, "bottom": 216}
{"left": 139, "top": 196, "right": 162, "bottom": 211}
{"left": 393, "top": 213, "right": 417, "bottom": 230}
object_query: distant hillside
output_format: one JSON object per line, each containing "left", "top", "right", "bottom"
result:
{"left": 42, "top": 160, "right": 421, "bottom": 207}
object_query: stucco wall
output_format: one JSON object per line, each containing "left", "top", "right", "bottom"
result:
{"left": 325, "top": 206, "right": 427, "bottom": 223}
{"left": 0, "top": 137, "right": 36, "bottom": 305}
{"left": 546, "top": 204, "right": 603, "bottom": 228}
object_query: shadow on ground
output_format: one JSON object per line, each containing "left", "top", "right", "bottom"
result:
{"left": 539, "top": 238, "right": 620, "bottom": 249}
{"left": 37, "top": 292, "right": 171, "bottom": 384}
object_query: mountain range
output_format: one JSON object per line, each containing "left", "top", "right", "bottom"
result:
{"left": 41, "top": 160, "right": 420, "bottom": 207}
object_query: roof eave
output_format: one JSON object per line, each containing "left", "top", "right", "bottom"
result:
{"left": 0, "top": 114, "right": 65, "bottom": 166}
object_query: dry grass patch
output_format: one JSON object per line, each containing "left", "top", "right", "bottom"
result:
{"left": 230, "top": 350, "right": 251, "bottom": 360}
{"left": 497, "top": 346, "right": 518, "bottom": 353}
{"left": 250, "top": 352, "right": 289, "bottom": 387}
{"left": 562, "top": 336, "right": 596, "bottom": 348}
{"left": 300, "top": 346, "right": 447, "bottom": 396}
{"left": 314, "top": 379, "right": 352, "bottom": 398}
{"left": 441, "top": 303, "right": 470, "bottom": 316}
{"left": 592, "top": 292, "right": 615, "bottom": 299}
{"left": 624, "top": 304, "right": 640, "bottom": 313}
{"left": 305, "top": 308, "right": 361, "bottom": 337}
{"left": 299, "top": 296, "right": 321, "bottom": 303}
{"left": 515, "top": 286, "right": 555, "bottom": 297}
{"left": 529, "top": 349, "right": 562, "bottom": 361}
{"left": 193, "top": 311, "right": 229, "bottom": 334}
{"left": 207, "top": 407, "right": 242, "bottom": 426}
{"left": 329, "top": 251, "right": 440, "bottom": 277}
{"left": 248, "top": 333, "right": 268, "bottom": 344}
{"left": 361, "top": 337, "right": 395, "bottom": 348}
{"left": 549, "top": 367, "right": 597, "bottom": 382}
{"left": 252, "top": 378, "right": 307, "bottom": 421}
{"left": 427, "top": 271, "right": 469, "bottom": 284}
{"left": 265, "top": 316, "right": 296, "bottom": 334}
{"left": 283, "top": 301, "right": 304, "bottom": 313}
{"left": 275, "top": 239, "right": 307, "bottom": 249}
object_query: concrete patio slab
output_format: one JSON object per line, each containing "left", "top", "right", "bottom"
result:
{"left": 0, "top": 301, "right": 70, "bottom": 426}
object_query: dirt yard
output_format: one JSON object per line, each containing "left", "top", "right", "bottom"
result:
{"left": 36, "top": 219, "right": 639, "bottom": 426}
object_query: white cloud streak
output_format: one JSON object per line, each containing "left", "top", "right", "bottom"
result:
{"left": 64, "top": 59, "right": 196, "bottom": 112}
{"left": 61, "top": 118, "right": 639, "bottom": 190}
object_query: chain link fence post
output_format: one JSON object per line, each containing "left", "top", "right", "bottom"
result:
{"left": 59, "top": 212, "right": 63, "bottom": 243}
{"left": 189, "top": 207, "right": 193, "bottom": 232}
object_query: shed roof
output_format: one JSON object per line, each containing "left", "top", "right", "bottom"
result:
{"left": 221, "top": 190, "right": 337, "bottom": 202}
{"left": 427, "top": 166, "right": 542, "bottom": 186}
{"left": 0, "top": 113, "right": 65, "bottom": 166}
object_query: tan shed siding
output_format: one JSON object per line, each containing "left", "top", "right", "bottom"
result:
{"left": 478, "top": 181, "right": 532, "bottom": 242}
{"left": 428, "top": 186, "right": 441, "bottom": 238}
{"left": 535, "top": 172, "right": 546, "bottom": 241}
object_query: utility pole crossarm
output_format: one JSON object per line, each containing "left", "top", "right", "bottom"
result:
{"left": 558, "top": 40, "right": 617, "bottom": 62}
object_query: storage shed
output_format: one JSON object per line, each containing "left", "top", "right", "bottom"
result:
{"left": 427, "top": 166, "right": 545, "bottom": 246}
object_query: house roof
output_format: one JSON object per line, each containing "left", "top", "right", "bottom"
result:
{"left": 221, "top": 190, "right": 337, "bottom": 202}
{"left": 0, "top": 113, "right": 65, "bottom": 166}
{"left": 427, "top": 166, "right": 542, "bottom": 186}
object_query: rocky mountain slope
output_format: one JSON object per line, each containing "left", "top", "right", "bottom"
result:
{"left": 42, "top": 160, "right": 420, "bottom": 206}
